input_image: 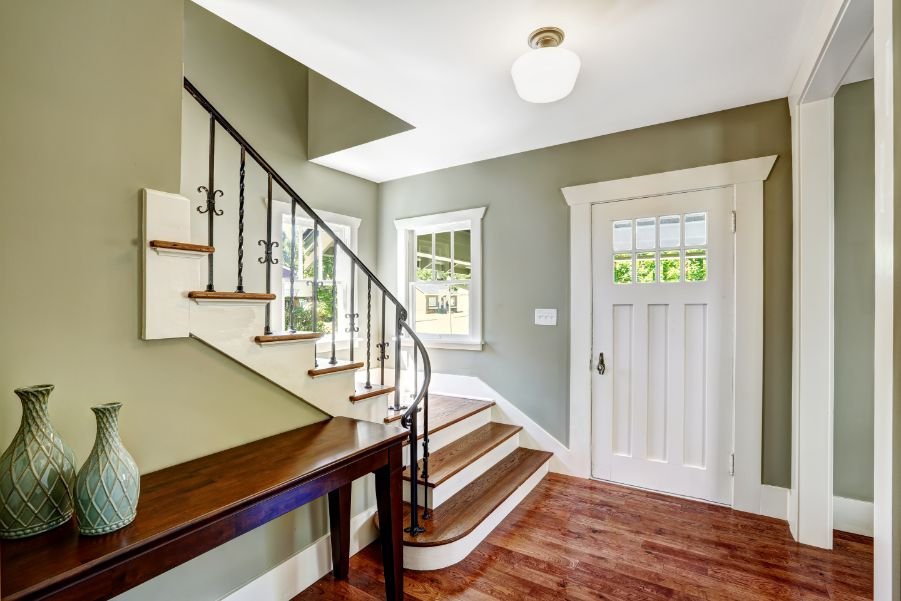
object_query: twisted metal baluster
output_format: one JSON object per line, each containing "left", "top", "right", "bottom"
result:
{"left": 365, "top": 279, "right": 372, "bottom": 389}
{"left": 330, "top": 243, "right": 337, "bottom": 365}
{"left": 258, "top": 175, "right": 279, "bottom": 334}
{"left": 346, "top": 263, "right": 357, "bottom": 363}
{"left": 378, "top": 291, "right": 387, "bottom": 387}
{"left": 235, "top": 147, "right": 246, "bottom": 293}
{"left": 312, "top": 223, "right": 319, "bottom": 367}
{"left": 421, "top": 390, "right": 431, "bottom": 520}
{"left": 289, "top": 200, "right": 297, "bottom": 333}
{"left": 196, "top": 113, "right": 224, "bottom": 292}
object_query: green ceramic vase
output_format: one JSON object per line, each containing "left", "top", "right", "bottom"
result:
{"left": 75, "top": 402, "right": 140, "bottom": 535}
{"left": 0, "top": 384, "right": 77, "bottom": 539}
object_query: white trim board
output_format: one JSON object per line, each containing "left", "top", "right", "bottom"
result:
{"left": 756, "top": 487, "right": 873, "bottom": 538}
{"left": 222, "top": 507, "right": 378, "bottom": 601}
{"left": 560, "top": 157, "right": 775, "bottom": 515}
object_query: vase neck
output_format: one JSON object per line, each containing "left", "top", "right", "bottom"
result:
{"left": 92, "top": 404, "right": 123, "bottom": 447}
{"left": 15, "top": 386, "right": 54, "bottom": 430}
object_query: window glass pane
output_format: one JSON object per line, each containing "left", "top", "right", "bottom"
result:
{"left": 613, "top": 253, "right": 632, "bottom": 285}
{"left": 635, "top": 217, "right": 656, "bottom": 250}
{"left": 660, "top": 250, "right": 681, "bottom": 282}
{"left": 659, "top": 215, "right": 681, "bottom": 248}
{"left": 453, "top": 230, "right": 471, "bottom": 280}
{"left": 413, "top": 283, "right": 448, "bottom": 335}
{"left": 685, "top": 248, "right": 708, "bottom": 281}
{"left": 612, "top": 220, "right": 632, "bottom": 252}
{"left": 320, "top": 231, "right": 336, "bottom": 280}
{"left": 684, "top": 212, "right": 707, "bottom": 246}
{"left": 636, "top": 251, "right": 657, "bottom": 283}
{"left": 434, "top": 231, "right": 451, "bottom": 281}
{"left": 416, "top": 234, "right": 433, "bottom": 281}
{"left": 449, "top": 284, "right": 470, "bottom": 336}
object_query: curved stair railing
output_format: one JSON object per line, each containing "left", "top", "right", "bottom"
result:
{"left": 184, "top": 78, "right": 432, "bottom": 535}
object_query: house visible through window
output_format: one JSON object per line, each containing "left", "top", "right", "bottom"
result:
{"left": 395, "top": 207, "right": 485, "bottom": 350}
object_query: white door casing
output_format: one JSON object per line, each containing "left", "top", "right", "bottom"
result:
{"left": 591, "top": 187, "right": 735, "bottom": 504}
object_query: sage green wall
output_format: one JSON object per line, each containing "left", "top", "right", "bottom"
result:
{"left": 379, "top": 99, "right": 794, "bottom": 487}
{"left": 834, "top": 79, "right": 875, "bottom": 503}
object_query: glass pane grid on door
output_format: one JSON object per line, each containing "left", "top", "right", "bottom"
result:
{"left": 611, "top": 213, "right": 708, "bottom": 285}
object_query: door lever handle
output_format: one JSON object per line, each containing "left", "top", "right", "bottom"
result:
{"left": 597, "top": 352, "right": 606, "bottom": 375}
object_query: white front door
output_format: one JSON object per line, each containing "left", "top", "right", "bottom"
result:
{"left": 591, "top": 187, "right": 735, "bottom": 505}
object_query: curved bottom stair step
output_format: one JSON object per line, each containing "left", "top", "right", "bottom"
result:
{"left": 378, "top": 447, "right": 552, "bottom": 571}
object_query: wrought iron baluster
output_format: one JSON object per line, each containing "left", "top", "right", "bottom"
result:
{"left": 404, "top": 415, "right": 424, "bottom": 536}
{"left": 365, "top": 279, "right": 372, "bottom": 390}
{"left": 258, "top": 175, "right": 278, "bottom": 335}
{"left": 394, "top": 307, "right": 403, "bottom": 412}
{"left": 196, "top": 113, "right": 223, "bottom": 292}
{"left": 378, "top": 292, "right": 387, "bottom": 386}
{"left": 312, "top": 223, "right": 319, "bottom": 367}
{"left": 289, "top": 200, "right": 297, "bottom": 333}
{"left": 346, "top": 263, "right": 358, "bottom": 363}
{"left": 329, "top": 241, "right": 338, "bottom": 365}
{"left": 421, "top": 389, "right": 431, "bottom": 520}
{"left": 235, "top": 148, "right": 246, "bottom": 293}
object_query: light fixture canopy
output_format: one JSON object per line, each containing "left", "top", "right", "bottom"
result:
{"left": 511, "top": 26, "right": 581, "bottom": 104}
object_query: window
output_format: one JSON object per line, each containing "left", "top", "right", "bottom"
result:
{"left": 611, "top": 212, "right": 708, "bottom": 285}
{"left": 395, "top": 207, "right": 486, "bottom": 350}
{"left": 270, "top": 203, "right": 360, "bottom": 342}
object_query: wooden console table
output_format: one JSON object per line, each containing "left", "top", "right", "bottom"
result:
{"left": 0, "top": 417, "right": 407, "bottom": 601}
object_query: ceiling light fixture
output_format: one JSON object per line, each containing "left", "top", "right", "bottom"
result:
{"left": 511, "top": 26, "right": 581, "bottom": 104}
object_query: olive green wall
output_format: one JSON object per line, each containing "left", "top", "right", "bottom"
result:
{"left": 834, "top": 79, "right": 875, "bottom": 503}
{"left": 378, "top": 99, "right": 794, "bottom": 487}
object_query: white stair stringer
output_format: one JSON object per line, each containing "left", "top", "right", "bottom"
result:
{"left": 403, "top": 431, "right": 520, "bottom": 508}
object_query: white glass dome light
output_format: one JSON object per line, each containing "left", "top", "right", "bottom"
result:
{"left": 511, "top": 27, "right": 581, "bottom": 104}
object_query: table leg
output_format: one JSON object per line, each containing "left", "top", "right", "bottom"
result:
{"left": 328, "top": 482, "right": 351, "bottom": 580}
{"left": 375, "top": 445, "right": 404, "bottom": 601}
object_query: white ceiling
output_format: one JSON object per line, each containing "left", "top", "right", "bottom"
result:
{"left": 193, "top": 0, "right": 824, "bottom": 183}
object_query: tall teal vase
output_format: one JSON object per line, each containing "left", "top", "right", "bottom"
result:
{"left": 75, "top": 402, "right": 140, "bottom": 535}
{"left": 0, "top": 384, "right": 77, "bottom": 539}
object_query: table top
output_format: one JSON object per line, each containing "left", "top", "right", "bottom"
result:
{"left": 1, "top": 416, "right": 406, "bottom": 600}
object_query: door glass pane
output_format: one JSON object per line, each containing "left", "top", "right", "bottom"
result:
{"left": 416, "top": 234, "right": 433, "bottom": 281}
{"left": 434, "top": 231, "right": 451, "bottom": 281}
{"left": 659, "top": 215, "right": 681, "bottom": 248}
{"left": 612, "top": 220, "right": 633, "bottom": 252}
{"left": 685, "top": 248, "right": 708, "bottom": 281}
{"left": 660, "top": 250, "right": 681, "bottom": 282}
{"left": 636, "top": 251, "right": 657, "bottom": 283}
{"left": 635, "top": 218, "right": 656, "bottom": 250}
{"left": 613, "top": 253, "right": 633, "bottom": 284}
{"left": 684, "top": 212, "right": 707, "bottom": 246}
{"left": 453, "top": 230, "right": 471, "bottom": 280}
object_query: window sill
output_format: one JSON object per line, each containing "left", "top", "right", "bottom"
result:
{"left": 401, "top": 338, "right": 483, "bottom": 351}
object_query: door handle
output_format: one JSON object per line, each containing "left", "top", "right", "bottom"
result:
{"left": 597, "top": 352, "right": 606, "bottom": 375}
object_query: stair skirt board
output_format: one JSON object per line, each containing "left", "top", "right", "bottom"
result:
{"left": 403, "top": 433, "right": 521, "bottom": 509}
{"left": 402, "top": 409, "right": 492, "bottom": 465}
{"left": 402, "top": 459, "right": 550, "bottom": 571}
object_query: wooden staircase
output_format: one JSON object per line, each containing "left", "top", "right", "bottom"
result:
{"left": 142, "top": 78, "right": 554, "bottom": 573}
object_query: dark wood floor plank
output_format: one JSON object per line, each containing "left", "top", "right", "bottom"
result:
{"left": 294, "top": 473, "right": 873, "bottom": 601}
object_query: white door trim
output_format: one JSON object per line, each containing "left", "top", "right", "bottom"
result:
{"left": 562, "top": 155, "right": 776, "bottom": 513}
{"left": 787, "top": 0, "right": 873, "bottom": 551}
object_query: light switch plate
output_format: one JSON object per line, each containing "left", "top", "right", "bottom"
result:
{"left": 534, "top": 308, "right": 557, "bottom": 326}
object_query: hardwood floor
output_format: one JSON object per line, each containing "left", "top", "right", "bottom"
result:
{"left": 294, "top": 473, "right": 873, "bottom": 600}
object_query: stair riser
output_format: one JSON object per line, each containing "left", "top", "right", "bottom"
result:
{"left": 402, "top": 408, "right": 492, "bottom": 465}
{"left": 403, "top": 433, "right": 521, "bottom": 508}
{"left": 402, "top": 460, "right": 550, "bottom": 571}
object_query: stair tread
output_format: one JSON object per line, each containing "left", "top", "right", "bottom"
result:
{"left": 149, "top": 240, "right": 214, "bottom": 253}
{"left": 350, "top": 384, "right": 396, "bottom": 403}
{"left": 255, "top": 332, "right": 322, "bottom": 344}
{"left": 188, "top": 291, "right": 276, "bottom": 300}
{"left": 403, "top": 422, "right": 522, "bottom": 487}
{"left": 307, "top": 360, "right": 364, "bottom": 377}
{"left": 400, "top": 447, "right": 552, "bottom": 547}
{"left": 384, "top": 395, "right": 494, "bottom": 441}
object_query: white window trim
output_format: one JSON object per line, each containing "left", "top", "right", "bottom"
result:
{"left": 395, "top": 207, "right": 486, "bottom": 351}
{"left": 267, "top": 198, "right": 362, "bottom": 345}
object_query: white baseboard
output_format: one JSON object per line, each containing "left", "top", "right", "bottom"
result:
{"left": 222, "top": 507, "right": 378, "bottom": 601}
{"left": 833, "top": 496, "right": 874, "bottom": 537}
{"left": 759, "top": 485, "right": 790, "bottom": 520}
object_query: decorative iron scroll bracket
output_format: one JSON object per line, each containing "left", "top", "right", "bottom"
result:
{"left": 345, "top": 313, "right": 360, "bottom": 333}
{"left": 257, "top": 240, "right": 280, "bottom": 265}
{"left": 196, "top": 186, "right": 224, "bottom": 216}
{"left": 376, "top": 341, "right": 390, "bottom": 362}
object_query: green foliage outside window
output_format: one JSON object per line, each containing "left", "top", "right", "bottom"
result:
{"left": 685, "top": 249, "right": 708, "bottom": 282}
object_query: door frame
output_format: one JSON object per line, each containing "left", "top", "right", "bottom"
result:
{"left": 561, "top": 155, "right": 776, "bottom": 513}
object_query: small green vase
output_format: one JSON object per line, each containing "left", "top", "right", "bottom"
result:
{"left": 0, "top": 384, "right": 77, "bottom": 539}
{"left": 75, "top": 402, "right": 140, "bottom": 535}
